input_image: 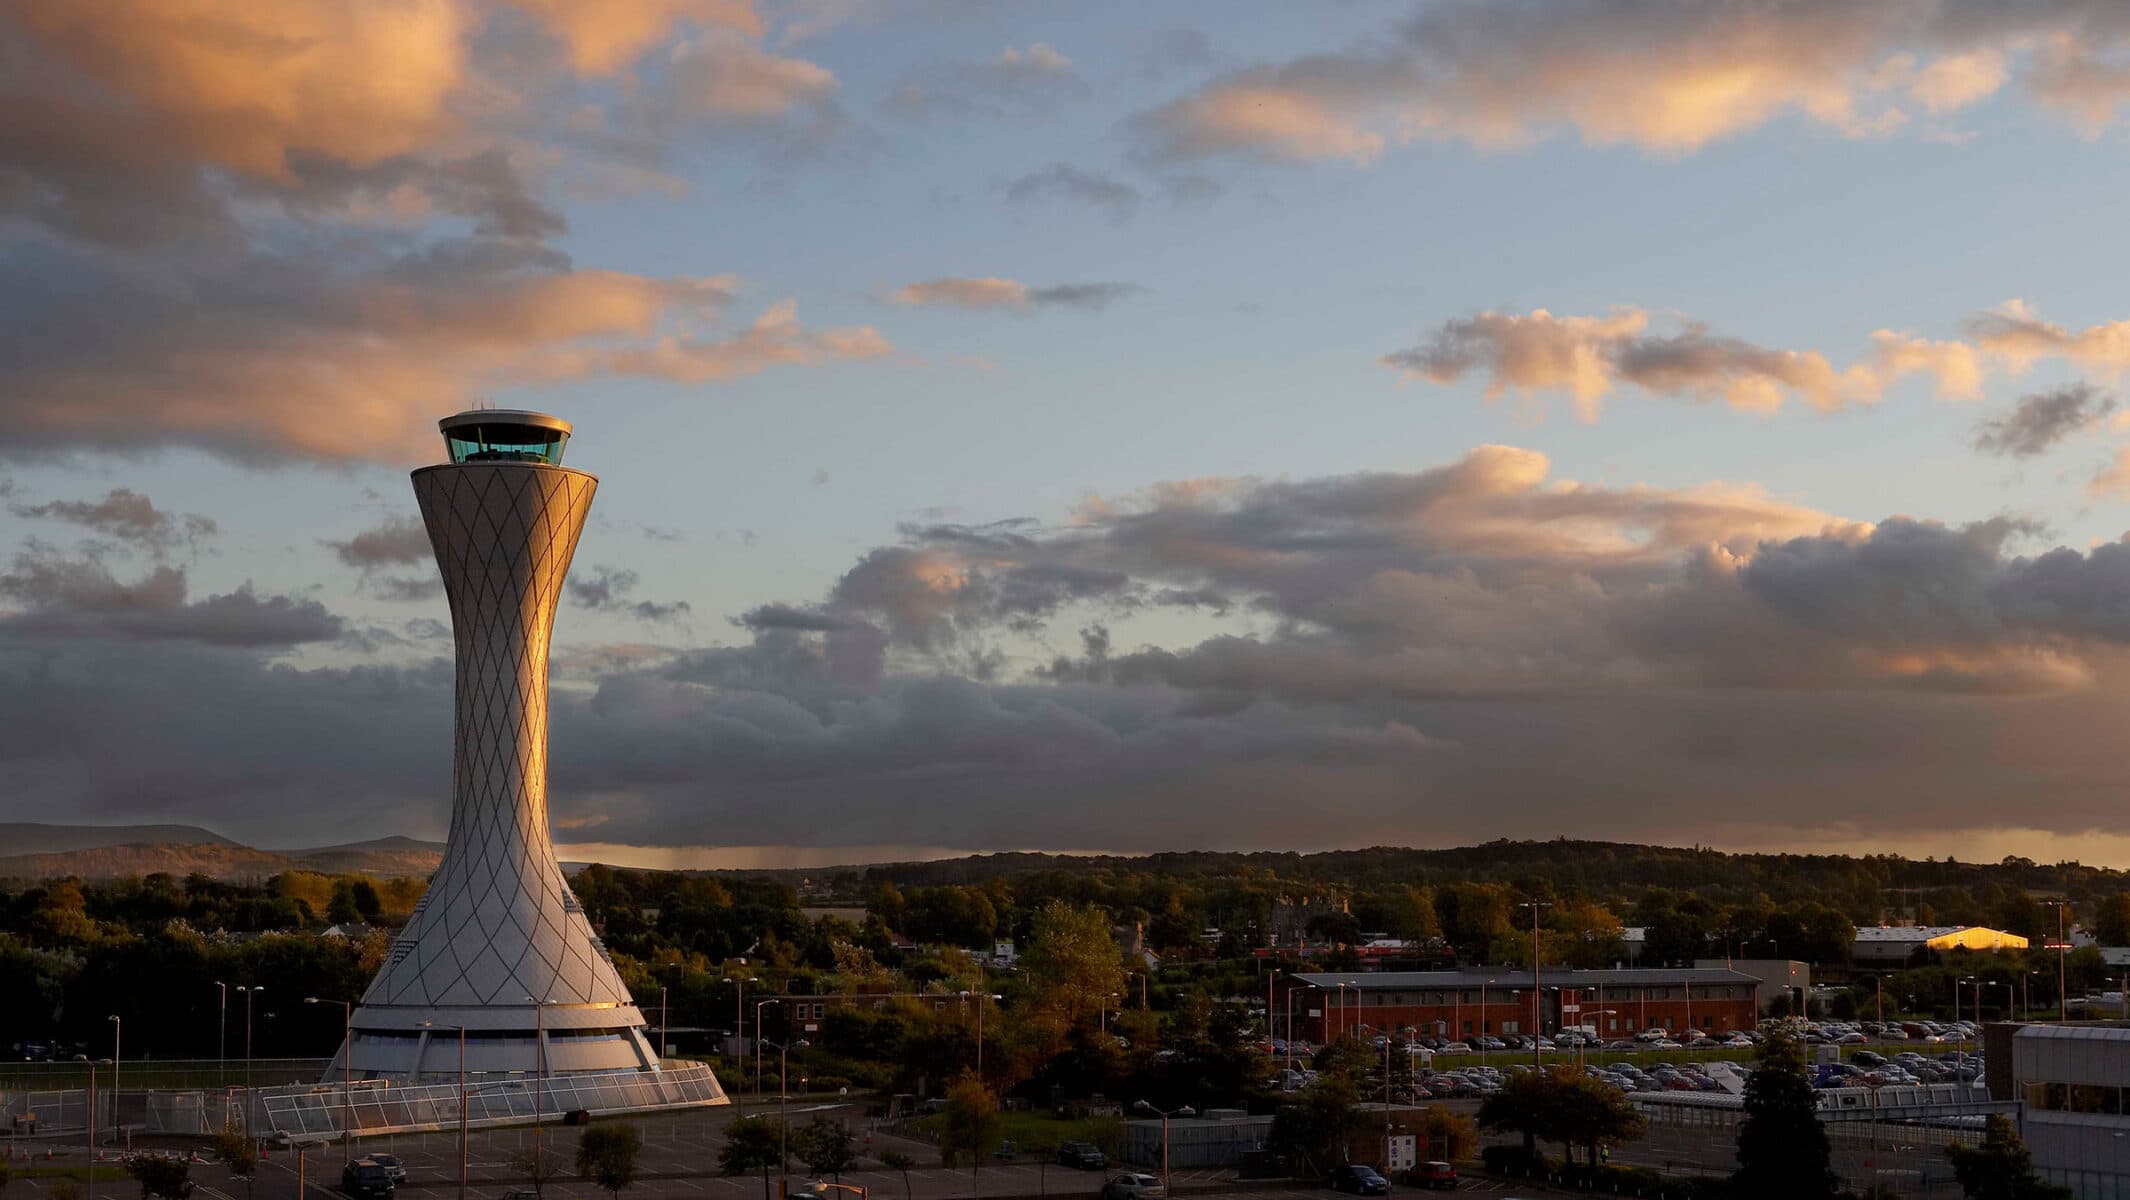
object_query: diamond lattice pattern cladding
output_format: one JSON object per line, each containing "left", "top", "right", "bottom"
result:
{"left": 361, "top": 465, "right": 631, "bottom": 1009}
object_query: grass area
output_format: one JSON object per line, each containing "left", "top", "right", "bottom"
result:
{"left": 16, "top": 1164, "right": 131, "bottom": 1182}
{"left": 905, "top": 1111, "right": 1126, "bottom": 1156}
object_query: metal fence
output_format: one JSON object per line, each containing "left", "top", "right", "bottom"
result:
{"left": 259, "top": 1062, "right": 727, "bottom": 1137}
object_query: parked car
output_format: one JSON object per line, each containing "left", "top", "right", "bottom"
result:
{"left": 1059, "top": 1142, "right": 1108, "bottom": 1170}
{"left": 1330, "top": 1165, "right": 1391, "bottom": 1195}
{"left": 1103, "top": 1172, "right": 1166, "bottom": 1200}
{"left": 369, "top": 1153, "right": 408, "bottom": 1184}
{"left": 1415, "top": 1160, "right": 1458, "bottom": 1190}
{"left": 340, "top": 1159, "right": 397, "bottom": 1198}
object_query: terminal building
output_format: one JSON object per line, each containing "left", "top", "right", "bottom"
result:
{"left": 1277, "top": 968, "right": 1761, "bottom": 1044}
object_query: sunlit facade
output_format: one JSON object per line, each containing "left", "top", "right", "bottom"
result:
{"left": 324, "top": 411, "right": 719, "bottom": 1101}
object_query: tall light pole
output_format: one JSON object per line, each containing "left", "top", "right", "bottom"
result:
{"left": 530, "top": 997, "right": 553, "bottom": 1199}
{"left": 107, "top": 1015, "right": 121, "bottom": 1148}
{"left": 963, "top": 988, "right": 1002, "bottom": 1080}
{"left": 754, "top": 999, "right": 781, "bottom": 1103}
{"left": 2043, "top": 898, "right": 2071, "bottom": 1022}
{"left": 215, "top": 982, "right": 228, "bottom": 1088}
{"left": 659, "top": 986, "right": 670, "bottom": 1060}
{"left": 421, "top": 1021, "right": 469, "bottom": 1200}
{"left": 238, "top": 986, "right": 264, "bottom": 1099}
{"left": 1133, "top": 1101, "right": 1194, "bottom": 1197}
{"left": 736, "top": 975, "right": 758, "bottom": 1052}
{"left": 1520, "top": 901, "right": 1550, "bottom": 1068}
{"left": 306, "top": 998, "right": 353, "bottom": 1164}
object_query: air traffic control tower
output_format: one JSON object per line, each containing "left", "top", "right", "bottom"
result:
{"left": 323, "top": 411, "right": 717, "bottom": 1101}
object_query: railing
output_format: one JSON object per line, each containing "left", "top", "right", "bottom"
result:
{"left": 258, "top": 1062, "right": 727, "bottom": 1137}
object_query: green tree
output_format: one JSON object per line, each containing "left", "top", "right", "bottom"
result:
{"left": 1018, "top": 900, "right": 1126, "bottom": 1043}
{"left": 124, "top": 1155, "right": 195, "bottom": 1199}
{"left": 1270, "top": 1072, "right": 1366, "bottom": 1171}
{"left": 879, "top": 1149, "right": 917, "bottom": 1200}
{"left": 719, "top": 1114, "right": 786, "bottom": 1200}
{"left": 348, "top": 879, "right": 383, "bottom": 922}
{"left": 792, "top": 1116, "right": 860, "bottom": 1182}
{"left": 212, "top": 1123, "right": 256, "bottom": 1196}
{"left": 1543, "top": 1069, "right": 1645, "bottom": 1166}
{"left": 2093, "top": 894, "right": 2130, "bottom": 947}
{"left": 576, "top": 1122, "right": 644, "bottom": 1198}
{"left": 1415, "top": 1106, "right": 1476, "bottom": 1165}
{"left": 1946, "top": 1114, "right": 2073, "bottom": 1200}
{"left": 1476, "top": 1070, "right": 1548, "bottom": 1160}
{"left": 1733, "top": 1022, "right": 1839, "bottom": 1199}
{"left": 938, "top": 1075, "right": 1001, "bottom": 1169}
{"left": 49, "top": 1180, "right": 81, "bottom": 1200}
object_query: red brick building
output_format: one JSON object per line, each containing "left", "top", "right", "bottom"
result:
{"left": 1275, "top": 968, "right": 1760, "bottom": 1044}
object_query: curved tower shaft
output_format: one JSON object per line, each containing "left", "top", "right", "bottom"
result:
{"left": 331, "top": 411, "right": 659, "bottom": 1082}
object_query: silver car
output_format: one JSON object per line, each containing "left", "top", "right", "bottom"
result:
{"left": 1103, "top": 1173, "right": 1166, "bottom": 1200}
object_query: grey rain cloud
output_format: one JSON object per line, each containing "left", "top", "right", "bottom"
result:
{"left": 327, "top": 515, "right": 432, "bottom": 569}
{"left": 568, "top": 566, "right": 693, "bottom": 624}
{"left": 1004, "top": 163, "right": 1142, "bottom": 223}
{"left": 11, "top": 487, "right": 217, "bottom": 556}
{"left": 1974, "top": 384, "right": 2117, "bottom": 458}
{"left": 0, "top": 542, "right": 341, "bottom": 647}
{"left": 17, "top": 447, "right": 2130, "bottom": 855}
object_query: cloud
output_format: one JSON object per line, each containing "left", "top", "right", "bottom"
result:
{"left": 567, "top": 566, "right": 693, "bottom": 623}
{"left": 0, "top": 0, "right": 875, "bottom": 467}
{"left": 326, "top": 516, "right": 433, "bottom": 570}
{"left": 886, "top": 42, "right": 1089, "bottom": 118}
{"left": 10, "top": 488, "right": 217, "bottom": 556}
{"left": 1384, "top": 307, "right": 1983, "bottom": 420}
{"left": 0, "top": 542, "right": 342, "bottom": 647}
{"left": 891, "top": 277, "right": 1141, "bottom": 313}
{"left": 1128, "top": 2, "right": 2130, "bottom": 166}
{"left": 1965, "top": 300, "right": 2130, "bottom": 373}
{"left": 22, "top": 446, "right": 2130, "bottom": 855}
{"left": 1003, "top": 163, "right": 1142, "bottom": 224}
{"left": 0, "top": 233, "right": 887, "bottom": 464}
{"left": 1974, "top": 384, "right": 2117, "bottom": 458}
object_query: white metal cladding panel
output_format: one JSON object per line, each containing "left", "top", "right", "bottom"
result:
{"left": 2016, "top": 1026, "right": 2130, "bottom": 1088}
{"left": 355, "top": 465, "right": 629, "bottom": 1012}
{"left": 2028, "top": 1112, "right": 2130, "bottom": 1189}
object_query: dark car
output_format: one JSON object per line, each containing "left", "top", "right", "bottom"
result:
{"left": 1330, "top": 1165, "right": 1391, "bottom": 1195}
{"left": 340, "top": 1159, "right": 396, "bottom": 1198}
{"left": 1415, "top": 1160, "right": 1458, "bottom": 1191}
{"left": 368, "top": 1153, "right": 408, "bottom": 1184}
{"left": 1059, "top": 1141, "right": 1108, "bottom": 1170}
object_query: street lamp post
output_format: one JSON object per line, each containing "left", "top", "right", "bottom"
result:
{"left": 1284, "top": 988, "right": 1297, "bottom": 1075}
{"left": 2043, "top": 899, "right": 2071, "bottom": 1022}
{"left": 305, "top": 998, "right": 354, "bottom": 1164}
{"left": 524, "top": 996, "right": 555, "bottom": 1198}
{"left": 107, "top": 1015, "right": 120, "bottom": 1148}
{"left": 421, "top": 1021, "right": 470, "bottom": 1200}
{"left": 659, "top": 985, "right": 670, "bottom": 1061}
{"left": 238, "top": 986, "right": 264, "bottom": 1097}
{"left": 754, "top": 999, "right": 781, "bottom": 1103}
{"left": 1520, "top": 901, "right": 1550, "bottom": 1068}
{"left": 215, "top": 982, "right": 228, "bottom": 1088}
{"left": 761, "top": 1039, "right": 807, "bottom": 1174}
{"left": 962, "top": 989, "right": 1003, "bottom": 1080}
{"left": 1133, "top": 1101, "right": 1195, "bottom": 1197}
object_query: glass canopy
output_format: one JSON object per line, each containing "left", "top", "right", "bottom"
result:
{"left": 438, "top": 411, "right": 571, "bottom": 466}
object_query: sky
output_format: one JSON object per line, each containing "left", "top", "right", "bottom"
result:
{"left": 13, "top": 1, "right": 2130, "bottom": 868}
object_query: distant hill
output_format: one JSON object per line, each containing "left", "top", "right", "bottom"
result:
{"left": 0, "top": 824, "right": 443, "bottom": 881}
{"left": 0, "top": 822, "right": 239, "bottom": 855}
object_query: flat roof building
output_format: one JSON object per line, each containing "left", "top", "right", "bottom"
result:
{"left": 1277, "top": 968, "right": 1760, "bottom": 1044}
{"left": 1853, "top": 925, "right": 2030, "bottom": 964}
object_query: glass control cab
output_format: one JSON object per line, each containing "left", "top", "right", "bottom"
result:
{"left": 438, "top": 409, "right": 572, "bottom": 465}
